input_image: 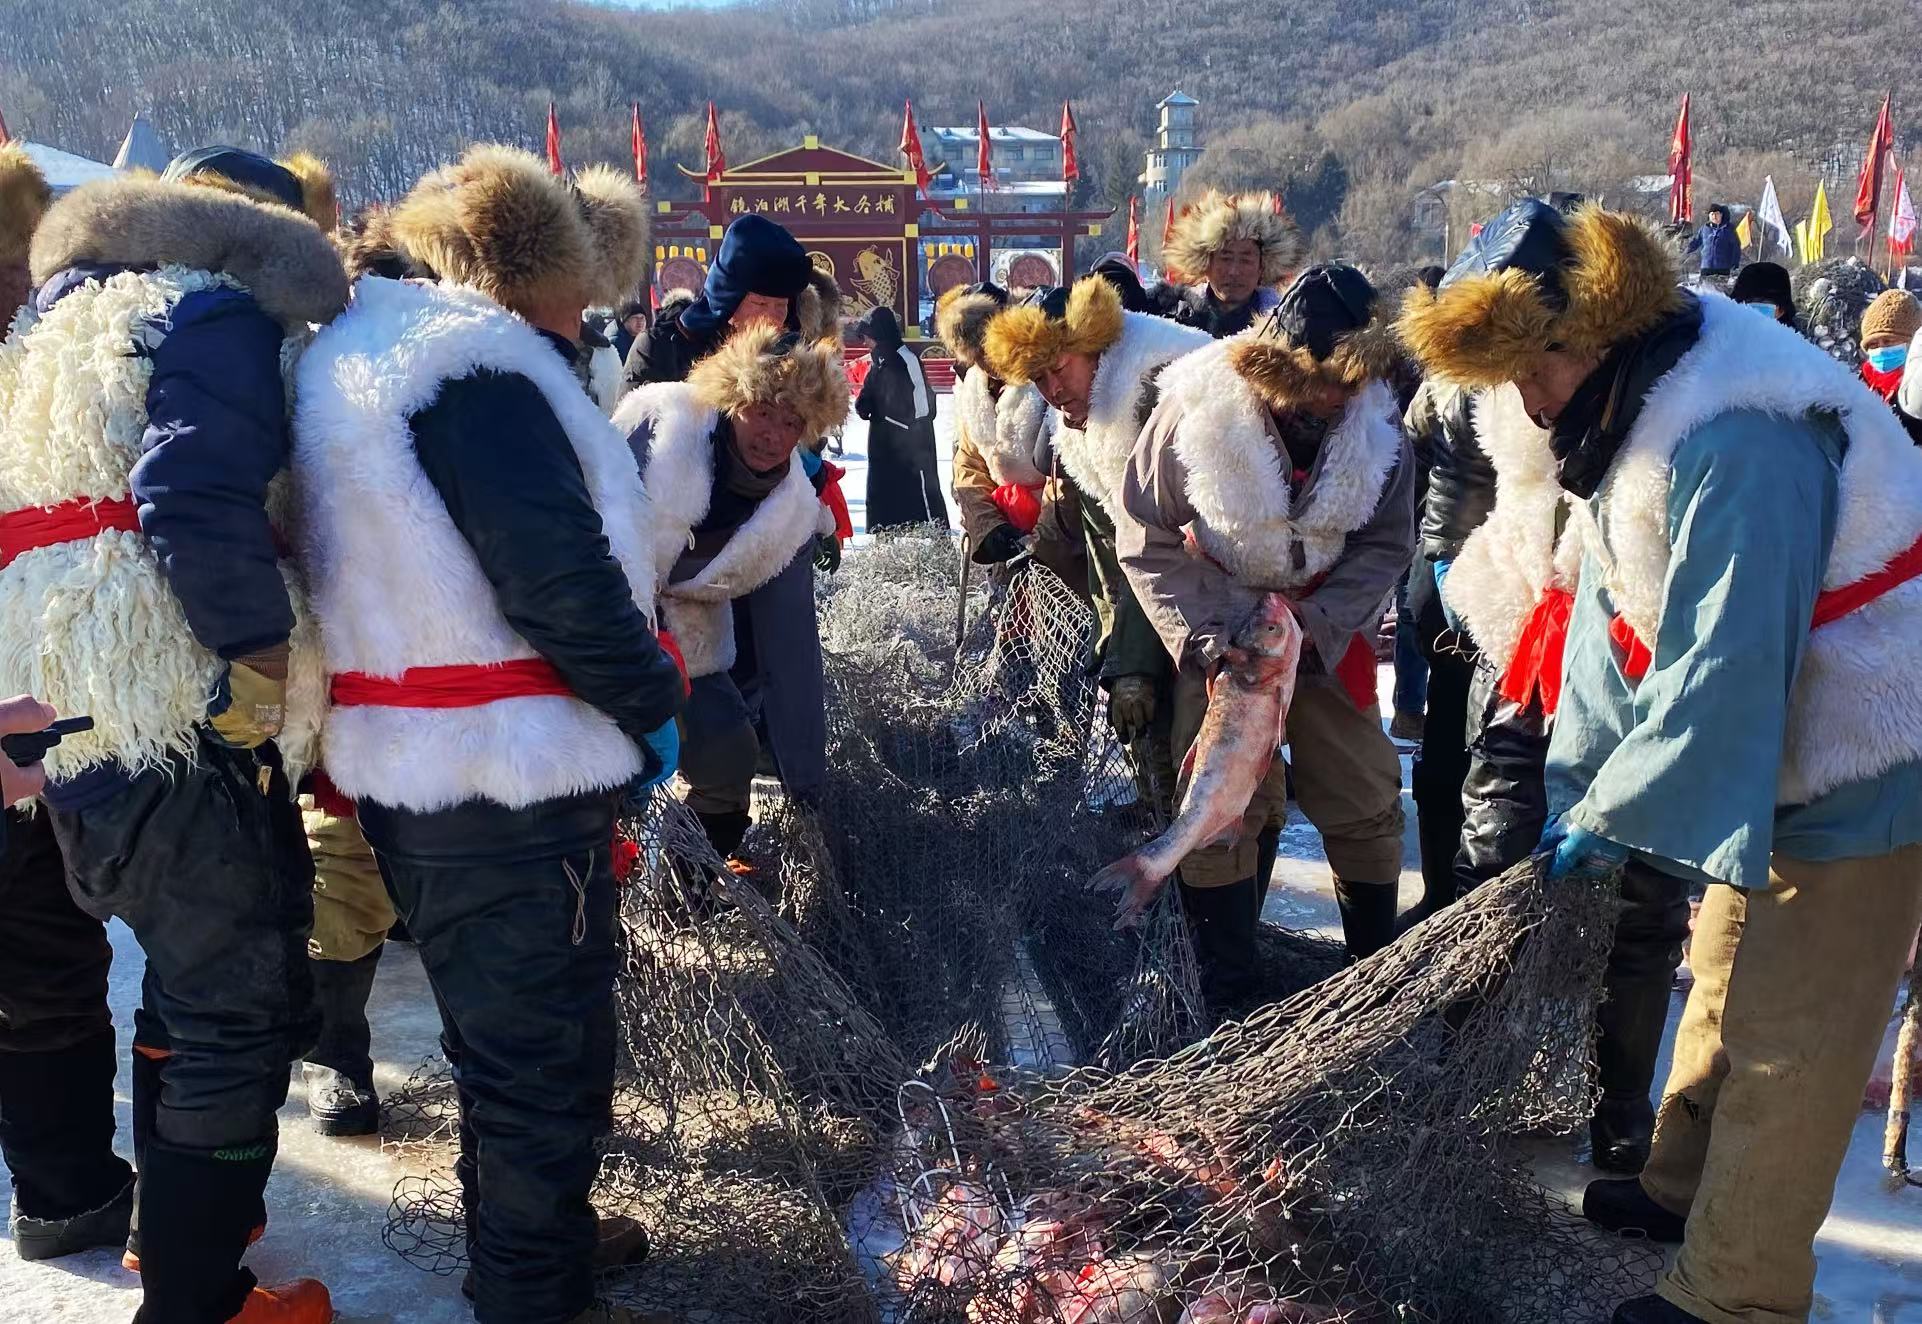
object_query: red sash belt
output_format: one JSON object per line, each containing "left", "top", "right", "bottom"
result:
{"left": 1611, "top": 527, "right": 1922, "bottom": 683}
{"left": 1499, "top": 587, "right": 1574, "bottom": 716}
{"left": 330, "top": 658, "right": 575, "bottom": 709}
{"left": 0, "top": 496, "right": 141, "bottom": 568}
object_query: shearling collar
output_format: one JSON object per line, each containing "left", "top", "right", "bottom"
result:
{"left": 30, "top": 174, "right": 347, "bottom": 330}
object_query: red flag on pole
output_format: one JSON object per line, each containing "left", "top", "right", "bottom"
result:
{"left": 899, "top": 101, "right": 931, "bottom": 197}
{"left": 703, "top": 101, "right": 726, "bottom": 202}
{"left": 1060, "top": 101, "right": 1080, "bottom": 185}
{"left": 1667, "top": 93, "right": 1692, "bottom": 225}
{"left": 0, "top": 108, "right": 11, "bottom": 146}
{"left": 1126, "top": 196, "right": 1140, "bottom": 265}
{"left": 545, "top": 102, "right": 564, "bottom": 176}
{"left": 631, "top": 103, "right": 648, "bottom": 189}
{"left": 976, "top": 100, "right": 995, "bottom": 192}
{"left": 1855, "top": 93, "right": 1895, "bottom": 231}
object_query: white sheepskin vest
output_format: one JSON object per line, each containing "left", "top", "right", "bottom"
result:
{"left": 293, "top": 276, "right": 654, "bottom": 813}
{"left": 1441, "top": 385, "right": 1588, "bottom": 667}
{"left": 0, "top": 266, "right": 323, "bottom": 783}
{"left": 1596, "top": 292, "right": 1922, "bottom": 803}
{"left": 1053, "top": 312, "right": 1210, "bottom": 516}
{"left": 953, "top": 369, "right": 1049, "bottom": 488}
{"left": 1156, "top": 332, "right": 1402, "bottom": 593}
{"left": 611, "top": 380, "right": 832, "bottom": 678}
{"left": 588, "top": 342, "right": 623, "bottom": 416}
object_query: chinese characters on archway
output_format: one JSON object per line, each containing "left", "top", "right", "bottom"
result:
{"left": 727, "top": 190, "right": 899, "bottom": 218}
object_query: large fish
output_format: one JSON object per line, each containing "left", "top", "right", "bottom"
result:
{"left": 1089, "top": 592, "right": 1302, "bottom": 928}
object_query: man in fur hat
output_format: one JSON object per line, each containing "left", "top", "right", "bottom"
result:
{"left": 985, "top": 278, "right": 1210, "bottom": 812}
{"left": 1402, "top": 198, "right": 1922, "bottom": 1324}
{"left": 1160, "top": 190, "right": 1303, "bottom": 339}
{"left": 294, "top": 145, "right": 683, "bottom": 1324}
{"left": 1116, "top": 265, "right": 1414, "bottom": 997}
{"left": 938, "top": 283, "right": 1082, "bottom": 587}
{"left": 0, "top": 136, "right": 145, "bottom": 1274}
{"left": 0, "top": 144, "right": 345, "bottom": 1320}
{"left": 614, "top": 326, "right": 846, "bottom": 866}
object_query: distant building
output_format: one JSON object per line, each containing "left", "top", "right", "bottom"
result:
{"left": 113, "top": 114, "right": 173, "bottom": 173}
{"left": 1139, "top": 90, "right": 1200, "bottom": 208}
{"left": 924, "top": 123, "right": 1063, "bottom": 189}
{"left": 18, "top": 140, "right": 116, "bottom": 194}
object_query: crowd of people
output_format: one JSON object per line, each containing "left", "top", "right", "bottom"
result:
{"left": 0, "top": 126, "right": 1916, "bottom": 1324}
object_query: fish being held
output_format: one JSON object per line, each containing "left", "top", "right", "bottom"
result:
{"left": 1089, "top": 592, "right": 1302, "bottom": 928}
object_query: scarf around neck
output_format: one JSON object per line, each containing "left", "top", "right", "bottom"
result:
{"left": 1551, "top": 300, "right": 1705, "bottom": 499}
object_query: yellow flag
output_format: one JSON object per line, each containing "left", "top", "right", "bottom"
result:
{"left": 1736, "top": 213, "right": 1755, "bottom": 250}
{"left": 1808, "top": 181, "right": 1833, "bottom": 261}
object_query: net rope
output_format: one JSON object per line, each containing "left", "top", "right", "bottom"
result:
{"left": 379, "top": 531, "right": 1658, "bottom": 1321}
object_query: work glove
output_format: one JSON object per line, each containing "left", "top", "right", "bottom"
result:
{"left": 972, "top": 523, "right": 1026, "bottom": 565}
{"left": 1433, "top": 559, "right": 1465, "bottom": 633}
{"left": 814, "top": 533, "right": 842, "bottom": 575}
{"left": 1540, "top": 817, "right": 1629, "bottom": 883}
{"left": 1106, "top": 675, "right": 1157, "bottom": 744}
{"left": 638, "top": 717, "right": 680, "bottom": 790}
{"left": 207, "top": 647, "right": 288, "bottom": 750}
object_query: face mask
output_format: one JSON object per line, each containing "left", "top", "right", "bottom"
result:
{"left": 1867, "top": 344, "right": 1910, "bottom": 374}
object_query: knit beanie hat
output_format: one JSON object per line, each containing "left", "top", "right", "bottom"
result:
{"left": 1860, "top": 289, "right": 1922, "bottom": 347}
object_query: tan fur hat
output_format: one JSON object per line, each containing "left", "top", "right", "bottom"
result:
{"left": 1399, "top": 202, "right": 1686, "bottom": 386}
{"left": 1861, "top": 289, "right": 1922, "bottom": 348}
{"left": 1163, "top": 190, "right": 1302, "bottom": 286}
{"left": 391, "top": 145, "right": 596, "bottom": 313}
{"left": 0, "top": 142, "right": 52, "bottom": 268}
{"left": 795, "top": 265, "right": 843, "bottom": 344}
{"left": 983, "top": 277, "right": 1126, "bottom": 385}
{"left": 935, "top": 286, "right": 1006, "bottom": 372}
{"left": 689, "top": 324, "right": 850, "bottom": 440}
{"left": 572, "top": 163, "right": 651, "bottom": 307}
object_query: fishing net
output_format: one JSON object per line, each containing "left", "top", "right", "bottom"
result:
{"left": 378, "top": 530, "right": 1657, "bottom": 1321}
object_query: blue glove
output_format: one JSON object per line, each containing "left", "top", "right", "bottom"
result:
{"left": 1544, "top": 821, "right": 1629, "bottom": 882}
{"left": 638, "top": 718, "right": 679, "bottom": 790}
{"left": 1433, "top": 559, "right": 1465, "bottom": 633}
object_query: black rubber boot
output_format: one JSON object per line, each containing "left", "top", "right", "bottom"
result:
{"left": 1253, "top": 824, "right": 1281, "bottom": 911}
{"left": 695, "top": 809, "right": 751, "bottom": 860}
{"left": 132, "top": 1137, "right": 273, "bottom": 1323}
{"left": 1581, "top": 1176, "right": 1687, "bottom": 1243}
{"left": 0, "top": 1029, "right": 136, "bottom": 1257}
{"left": 304, "top": 948, "right": 382, "bottom": 1137}
{"left": 1592, "top": 971, "right": 1669, "bottom": 1172}
{"left": 1333, "top": 878, "right": 1399, "bottom": 961}
{"left": 1177, "top": 877, "right": 1263, "bottom": 1022}
{"left": 1611, "top": 1295, "right": 1705, "bottom": 1323}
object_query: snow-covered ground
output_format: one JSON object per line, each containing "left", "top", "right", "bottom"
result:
{"left": 3, "top": 417, "right": 1918, "bottom": 1321}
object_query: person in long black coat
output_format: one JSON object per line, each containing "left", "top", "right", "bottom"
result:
{"left": 855, "top": 307, "right": 948, "bottom": 530}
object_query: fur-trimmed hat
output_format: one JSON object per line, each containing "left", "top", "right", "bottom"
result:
{"left": 0, "top": 142, "right": 52, "bottom": 268}
{"left": 935, "top": 283, "right": 1009, "bottom": 372}
{"left": 1399, "top": 200, "right": 1686, "bottom": 386}
{"left": 162, "top": 145, "right": 338, "bottom": 231}
{"left": 573, "top": 163, "right": 651, "bottom": 306}
{"left": 983, "top": 276, "right": 1126, "bottom": 385}
{"left": 1229, "top": 262, "right": 1401, "bottom": 406}
{"left": 796, "top": 265, "right": 843, "bottom": 344}
{"left": 688, "top": 324, "right": 850, "bottom": 440}
{"left": 1163, "top": 190, "right": 1303, "bottom": 287}
{"left": 338, "top": 204, "right": 414, "bottom": 280}
{"left": 390, "top": 144, "right": 651, "bottom": 314}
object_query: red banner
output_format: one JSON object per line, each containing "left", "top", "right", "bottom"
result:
{"left": 976, "top": 100, "right": 995, "bottom": 191}
{"left": 1855, "top": 93, "right": 1894, "bottom": 229}
{"left": 1126, "top": 196, "right": 1140, "bottom": 264}
{"left": 545, "top": 102, "right": 564, "bottom": 176}
{"left": 704, "top": 101, "right": 726, "bottom": 202}
{"left": 900, "top": 100, "right": 931, "bottom": 197}
{"left": 1667, "top": 93, "right": 1692, "bottom": 225}
{"left": 1060, "top": 101, "right": 1080, "bottom": 185}
{"left": 631, "top": 103, "right": 648, "bottom": 188}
